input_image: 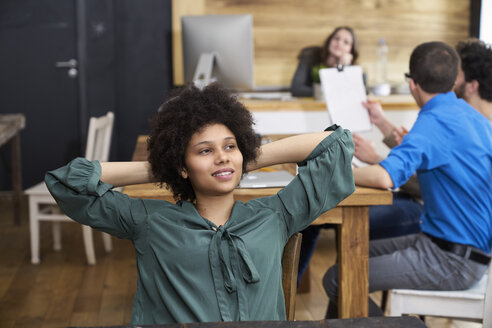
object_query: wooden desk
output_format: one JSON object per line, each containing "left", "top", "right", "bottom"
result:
{"left": 123, "top": 136, "right": 392, "bottom": 318}
{"left": 0, "top": 114, "right": 26, "bottom": 225}
{"left": 237, "top": 95, "right": 418, "bottom": 136}
{"left": 70, "top": 316, "right": 426, "bottom": 327}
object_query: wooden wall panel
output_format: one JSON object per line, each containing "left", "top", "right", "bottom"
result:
{"left": 172, "top": 0, "right": 469, "bottom": 88}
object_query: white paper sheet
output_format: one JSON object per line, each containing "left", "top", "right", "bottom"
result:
{"left": 319, "top": 66, "right": 372, "bottom": 132}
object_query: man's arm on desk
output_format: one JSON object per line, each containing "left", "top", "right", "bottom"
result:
{"left": 353, "top": 164, "right": 394, "bottom": 190}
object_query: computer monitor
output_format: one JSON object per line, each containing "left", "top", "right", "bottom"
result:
{"left": 181, "top": 14, "right": 255, "bottom": 91}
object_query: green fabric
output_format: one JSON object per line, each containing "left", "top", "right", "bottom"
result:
{"left": 45, "top": 125, "right": 355, "bottom": 325}
{"left": 311, "top": 64, "right": 328, "bottom": 83}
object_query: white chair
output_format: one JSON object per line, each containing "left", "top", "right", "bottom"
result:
{"left": 26, "top": 111, "right": 115, "bottom": 265}
{"left": 389, "top": 260, "right": 492, "bottom": 327}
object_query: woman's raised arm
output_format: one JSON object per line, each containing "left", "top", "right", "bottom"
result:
{"left": 100, "top": 161, "right": 155, "bottom": 187}
{"left": 247, "top": 131, "right": 332, "bottom": 171}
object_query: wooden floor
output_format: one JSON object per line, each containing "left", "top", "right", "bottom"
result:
{"left": 0, "top": 194, "right": 482, "bottom": 327}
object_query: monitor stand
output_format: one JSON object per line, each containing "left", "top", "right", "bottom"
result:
{"left": 193, "top": 52, "right": 217, "bottom": 89}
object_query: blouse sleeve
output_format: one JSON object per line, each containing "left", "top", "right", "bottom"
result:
{"left": 45, "top": 157, "right": 151, "bottom": 239}
{"left": 250, "top": 125, "right": 355, "bottom": 236}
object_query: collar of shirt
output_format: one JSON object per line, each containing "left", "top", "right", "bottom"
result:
{"left": 420, "top": 91, "right": 458, "bottom": 114}
{"left": 181, "top": 200, "right": 261, "bottom": 321}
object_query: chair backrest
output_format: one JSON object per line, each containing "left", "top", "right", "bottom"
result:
{"left": 84, "top": 112, "right": 114, "bottom": 161}
{"left": 282, "top": 232, "right": 302, "bottom": 321}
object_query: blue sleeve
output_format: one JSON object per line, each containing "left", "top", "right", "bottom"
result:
{"left": 380, "top": 116, "right": 450, "bottom": 188}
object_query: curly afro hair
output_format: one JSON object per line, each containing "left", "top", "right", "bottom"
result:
{"left": 456, "top": 38, "right": 492, "bottom": 101}
{"left": 147, "top": 83, "right": 260, "bottom": 202}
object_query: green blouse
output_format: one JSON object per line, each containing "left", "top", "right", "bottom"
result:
{"left": 45, "top": 125, "right": 355, "bottom": 325}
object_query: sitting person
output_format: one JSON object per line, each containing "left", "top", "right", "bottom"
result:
{"left": 45, "top": 83, "right": 355, "bottom": 325}
{"left": 290, "top": 26, "right": 359, "bottom": 97}
{"left": 351, "top": 37, "right": 492, "bottom": 241}
{"left": 455, "top": 38, "right": 492, "bottom": 122}
{"left": 323, "top": 41, "right": 492, "bottom": 317}
{"left": 293, "top": 27, "right": 360, "bottom": 283}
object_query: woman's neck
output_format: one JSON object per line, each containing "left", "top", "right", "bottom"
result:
{"left": 194, "top": 193, "right": 235, "bottom": 227}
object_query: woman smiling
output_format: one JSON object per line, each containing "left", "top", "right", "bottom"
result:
{"left": 45, "top": 83, "right": 355, "bottom": 325}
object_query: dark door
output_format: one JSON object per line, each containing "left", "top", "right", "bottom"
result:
{"left": 1, "top": 0, "right": 174, "bottom": 191}
{"left": 0, "top": 0, "right": 81, "bottom": 188}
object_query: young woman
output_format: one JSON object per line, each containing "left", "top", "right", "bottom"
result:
{"left": 290, "top": 26, "right": 359, "bottom": 97}
{"left": 45, "top": 83, "right": 355, "bottom": 325}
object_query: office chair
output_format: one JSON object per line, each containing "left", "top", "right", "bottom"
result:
{"left": 282, "top": 232, "right": 302, "bottom": 320}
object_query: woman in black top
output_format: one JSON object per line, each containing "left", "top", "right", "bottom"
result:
{"left": 292, "top": 27, "right": 359, "bottom": 286}
{"left": 290, "top": 26, "right": 359, "bottom": 97}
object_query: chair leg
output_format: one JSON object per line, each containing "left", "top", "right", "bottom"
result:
{"left": 82, "top": 225, "right": 96, "bottom": 265}
{"left": 29, "top": 197, "right": 40, "bottom": 264}
{"left": 52, "top": 221, "right": 62, "bottom": 251}
{"left": 381, "top": 290, "right": 389, "bottom": 314}
{"left": 388, "top": 291, "right": 402, "bottom": 316}
{"left": 102, "top": 232, "right": 112, "bottom": 252}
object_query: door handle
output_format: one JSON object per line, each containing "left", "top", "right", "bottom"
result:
{"left": 55, "top": 59, "right": 78, "bottom": 78}
{"left": 55, "top": 59, "right": 78, "bottom": 68}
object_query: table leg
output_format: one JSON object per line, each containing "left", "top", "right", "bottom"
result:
{"left": 10, "top": 133, "right": 22, "bottom": 225}
{"left": 337, "top": 206, "right": 369, "bottom": 318}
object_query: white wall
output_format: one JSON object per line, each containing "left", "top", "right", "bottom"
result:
{"left": 480, "top": 0, "right": 492, "bottom": 44}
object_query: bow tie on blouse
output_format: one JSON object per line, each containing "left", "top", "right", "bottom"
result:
{"left": 209, "top": 225, "right": 260, "bottom": 321}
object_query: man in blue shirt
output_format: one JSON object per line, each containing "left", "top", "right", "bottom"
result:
{"left": 323, "top": 41, "right": 492, "bottom": 317}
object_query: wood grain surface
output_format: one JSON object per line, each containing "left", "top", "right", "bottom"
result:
{"left": 172, "top": 0, "right": 469, "bottom": 87}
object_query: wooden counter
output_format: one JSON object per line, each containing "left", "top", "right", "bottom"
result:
{"left": 237, "top": 94, "right": 417, "bottom": 135}
{"left": 240, "top": 94, "right": 417, "bottom": 112}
